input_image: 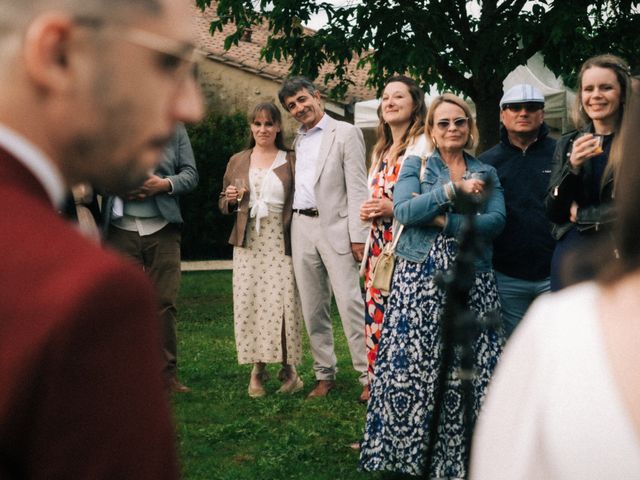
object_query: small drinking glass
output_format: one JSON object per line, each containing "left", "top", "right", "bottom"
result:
{"left": 234, "top": 178, "right": 247, "bottom": 212}
{"left": 592, "top": 134, "right": 604, "bottom": 154}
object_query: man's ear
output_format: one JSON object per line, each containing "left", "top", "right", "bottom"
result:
{"left": 23, "top": 13, "right": 75, "bottom": 93}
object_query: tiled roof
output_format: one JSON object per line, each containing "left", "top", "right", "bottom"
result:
{"left": 192, "top": 3, "right": 377, "bottom": 104}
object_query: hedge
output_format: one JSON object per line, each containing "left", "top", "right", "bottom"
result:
{"left": 182, "top": 110, "right": 249, "bottom": 260}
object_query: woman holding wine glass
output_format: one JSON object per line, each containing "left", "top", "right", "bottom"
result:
{"left": 219, "top": 102, "right": 304, "bottom": 397}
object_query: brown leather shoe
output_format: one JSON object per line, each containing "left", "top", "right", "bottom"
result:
{"left": 306, "top": 380, "right": 336, "bottom": 399}
{"left": 170, "top": 377, "right": 192, "bottom": 393}
{"left": 358, "top": 384, "right": 370, "bottom": 403}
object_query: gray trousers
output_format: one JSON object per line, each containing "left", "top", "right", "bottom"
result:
{"left": 291, "top": 213, "right": 367, "bottom": 385}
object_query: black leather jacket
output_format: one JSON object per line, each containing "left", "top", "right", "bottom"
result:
{"left": 545, "top": 123, "right": 615, "bottom": 240}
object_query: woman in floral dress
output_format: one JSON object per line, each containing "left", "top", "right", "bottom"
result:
{"left": 359, "top": 76, "right": 430, "bottom": 400}
{"left": 220, "top": 103, "right": 303, "bottom": 398}
{"left": 360, "top": 94, "right": 505, "bottom": 477}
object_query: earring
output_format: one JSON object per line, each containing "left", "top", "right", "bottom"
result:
{"left": 470, "top": 133, "right": 475, "bottom": 144}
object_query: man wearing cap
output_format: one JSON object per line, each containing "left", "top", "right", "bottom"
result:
{"left": 478, "top": 84, "right": 557, "bottom": 336}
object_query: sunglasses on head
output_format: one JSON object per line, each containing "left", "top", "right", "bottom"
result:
{"left": 435, "top": 117, "right": 469, "bottom": 130}
{"left": 502, "top": 102, "right": 544, "bottom": 113}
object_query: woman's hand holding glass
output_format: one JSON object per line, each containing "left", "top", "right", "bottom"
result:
{"left": 225, "top": 178, "right": 248, "bottom": 212}
{"left": 569, "top": 134, "right": 604, "bottom": 170}
{"left": 225, "top": 184, "right": 240, "bottom": 204}
{"left": 360, "top": 197, "right": 394, "bottom": 221}
{"left": 454, "top": 177, "right": 485, "bottom": 196}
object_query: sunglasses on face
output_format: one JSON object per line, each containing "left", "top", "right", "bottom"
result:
{"left": 502, "top": 103, "right": 544, "bottom": 113}
{"left": 435, "top": 117, "right": 469, "bottom": 130}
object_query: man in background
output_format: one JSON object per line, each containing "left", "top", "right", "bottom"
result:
{"left": 478, "top": 84, "right": 556, "bottom": 336}
{"left": 278, "top": 77, "right": 369, "bottom": 401}
{"left": 0, "top": 0, "right": 203, "bottom": 477}
{"left": 105, "top": 123, "right": 198, "bottom": 393}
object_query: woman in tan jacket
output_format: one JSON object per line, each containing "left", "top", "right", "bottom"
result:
{"left": 219, "top": 102, "right": 304, "bottom": 397}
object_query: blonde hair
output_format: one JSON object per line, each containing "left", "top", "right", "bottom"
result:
{"left": 370, "top": 76, "right": 427, "bottom": 176}
{"left": 425, "top": 93, "right": 478, "bottom": 151}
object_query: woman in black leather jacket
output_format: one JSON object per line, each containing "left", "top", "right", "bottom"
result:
{"left": 546, "top": 54, "right": 631, "bottom": 290}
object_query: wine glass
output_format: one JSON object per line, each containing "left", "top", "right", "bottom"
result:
{"left": 234, "top": 178, "right": 247, "bottom": 212}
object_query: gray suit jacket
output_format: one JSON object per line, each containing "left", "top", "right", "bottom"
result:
{"left": 152, "top": 123, "right": 198, "bottom": 224}
{"left": 102, "top": 123, "right": 198, "bottom": 231}
{"left": 296, "top": 114, "right": 368, "bottom": 254}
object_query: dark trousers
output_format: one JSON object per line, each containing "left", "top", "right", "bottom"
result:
{"left": 107, "top": 223, "right": 182, "bottom": 375}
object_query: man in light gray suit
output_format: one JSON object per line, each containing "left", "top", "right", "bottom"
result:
{"left": 278, "top": 77, "right": 369, "bottom": 400}
{"left": 105, "top": 123, "right": 198, "bottom": 393}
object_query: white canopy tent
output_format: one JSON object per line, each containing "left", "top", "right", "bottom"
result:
{"left": 355, "top": 53, "right": 575, "bottom": 132}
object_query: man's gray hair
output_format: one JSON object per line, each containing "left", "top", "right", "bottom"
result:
{"left": 278, "top": 76, "right": 318, "bottom": 109}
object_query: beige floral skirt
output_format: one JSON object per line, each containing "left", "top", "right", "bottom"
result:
{"left": 232, "top": 212, "right": 303, "bottom": 364}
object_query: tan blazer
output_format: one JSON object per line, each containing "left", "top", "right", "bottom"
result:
{"left": 294, "top": 115, "right": 369, "bottom": 254}
{"left": 219, "top": 149, "right": 295, "bottom": 255}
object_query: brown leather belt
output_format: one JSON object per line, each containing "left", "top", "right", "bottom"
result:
{"left": 293, "top": 208, "right": 319, "bottom": 217}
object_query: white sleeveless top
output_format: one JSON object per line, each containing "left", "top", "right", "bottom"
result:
{"left": 470, "top": 282, "right": 640, "bottom": 480}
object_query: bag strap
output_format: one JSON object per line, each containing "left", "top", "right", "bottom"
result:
{"left": 386, "top": 220, "right": 404, "bottom": 254}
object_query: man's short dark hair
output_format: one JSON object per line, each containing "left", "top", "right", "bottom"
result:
{"left": 278, "top": 76, "right": 318, "bottom": 109}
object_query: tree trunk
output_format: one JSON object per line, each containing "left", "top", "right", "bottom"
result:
{"left": 473, "top": 93, "right": 502, "bottom": 155}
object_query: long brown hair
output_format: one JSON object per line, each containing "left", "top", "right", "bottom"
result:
{"left": 370, "top": 76, "right": 427, "bottom": 176}
{"left": 574, "top": 55, "right": 634, "bottom": 194}
{"left": 599, "top": 76, "right": 640, "bottom": 283}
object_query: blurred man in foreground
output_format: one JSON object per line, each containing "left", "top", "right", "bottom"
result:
{"left": 0, "top": 0, "right": 203, "bottom": 477}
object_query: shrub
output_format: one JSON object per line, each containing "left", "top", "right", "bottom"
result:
{"left": 182, "top": 110, "right": 249, "bottom": 260}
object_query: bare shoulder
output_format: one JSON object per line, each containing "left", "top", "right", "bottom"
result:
{"left": 599, "top": 275, "right": 640, "bottom": 436}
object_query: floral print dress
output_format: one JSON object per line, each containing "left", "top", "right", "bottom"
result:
{"left": 232, "top": 167, "right": 303, "bottom": 365}
{"left": 360, "top": 234, "right": 504, "bottom": 478}
{"left": 363, "top": 155, "right": 403, "bottom": 383}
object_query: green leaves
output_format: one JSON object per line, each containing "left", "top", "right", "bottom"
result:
{"left": 200, "top": 0, "right": 638, "bottom": 149}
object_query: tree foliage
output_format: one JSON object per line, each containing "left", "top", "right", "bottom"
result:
{"left": 197, "top": 0, "right": 639, "bottom": 151}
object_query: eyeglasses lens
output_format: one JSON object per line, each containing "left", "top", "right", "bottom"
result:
{"left": 436, "top": 117, "right": 468, "bottom": 130}
{"left": 504, "top": 103, "right": 543, "bottom": 113}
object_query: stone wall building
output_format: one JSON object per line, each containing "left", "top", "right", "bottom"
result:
{"left": 192, "top": 3, "right": 378, "bottom": 147}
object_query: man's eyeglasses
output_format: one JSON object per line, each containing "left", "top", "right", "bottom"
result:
{"left": 435, "top": 117, "right": 469, "bottom": 130}
{"left": 502, "top": 103, "right": 544, "bottom": 113}
{"left": 74, "top": 16, "right": 206, "bottom": 83}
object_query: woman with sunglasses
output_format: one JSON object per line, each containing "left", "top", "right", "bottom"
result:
{"left": 546, "top": 54, "right": 631, "bottom": 290}
{"left": 360, "top": 94, "right": 505, "bottom": 478}
{"left": 358, "top": 76, "right": 430, "bottom": 402}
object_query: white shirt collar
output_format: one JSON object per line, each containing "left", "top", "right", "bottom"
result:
{"left": 0, "top": 124, "right": 66, "bottom": 208}
{"left": 297, "top": 112, "right": 330, "bottom": 135}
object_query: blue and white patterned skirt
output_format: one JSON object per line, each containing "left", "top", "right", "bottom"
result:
{"left": 359, "top": 234, "right": 504, "bottom": 478}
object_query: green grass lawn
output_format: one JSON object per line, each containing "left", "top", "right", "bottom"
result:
{"left": 174, "top": 271, "right": 384, "bottom": 480}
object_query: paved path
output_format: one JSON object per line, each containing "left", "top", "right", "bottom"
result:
{"left": 181, "top": 260, "right": 232, "bottom": 271}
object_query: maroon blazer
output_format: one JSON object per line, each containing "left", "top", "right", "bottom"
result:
{"left": 0, "top": 149, "right": 178, "bottom": 479}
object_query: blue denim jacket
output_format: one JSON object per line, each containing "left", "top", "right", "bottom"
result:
{"left": 393, "top": 150, "right": 506, "bottom": 270}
